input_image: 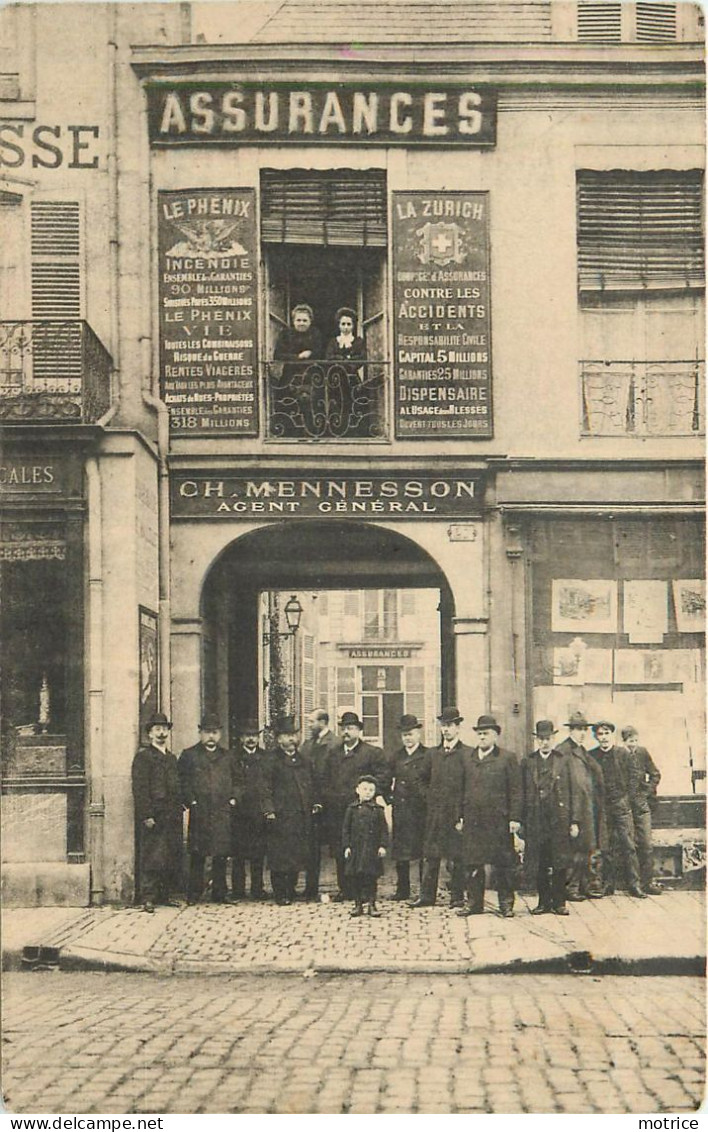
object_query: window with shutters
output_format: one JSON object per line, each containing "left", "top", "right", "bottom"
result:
{"left": 577, "top": 170, "right": 704, "bottom": 436}
{"left": 261, "top": 168, "right": 389, "bottom": 441}
{"left": 576, "top": 2, "right": 679, "bottom": 42}
{"left": 30, "top": 199, "right": 84, "bottom": 388}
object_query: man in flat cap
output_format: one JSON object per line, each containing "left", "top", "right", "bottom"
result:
{"left": 322, "top": 711, "right": 389, "bottom": 902}
{"left": 622, "top": 725, "right": 662, "bottom": 896}
{"left": 261, "top": 716, "right": 322, "bottom": 905}
{"left": 589, "top": 720, "right": 646, "bottom": 898}
{"left": 521, "top": 721, "right": 579, "bottom": 916}
{"left": 457, "top": 714, "right": 522, "bottom": 918}
{"left": 300, "top": 709, "right": 341, "bottom": 901}
{"left": 388, "top": 714, "right": 432, "bottom": 901}
{"left": 557, "top": 710, "right": 606, "bottom": 902}
{"left": 132, "top": 711, "right": 184, "bottom": 913}
{"left": 178, "top": 712, "right": 239, "bottom": 904}
{"left": 411, "top": 707, "right": 470, "bottom": 909}
{"left": 231, "top": 719, "right": 268, "bottom": 901}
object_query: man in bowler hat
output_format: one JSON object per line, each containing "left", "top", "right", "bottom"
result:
{"left": 388, "top": 714, "right": 431, "bottom": 901}
{"left": 557, "top": 711, "right": 606, "bottom": 901}
{"left": 411, "top": 707, "right": 469, "bottom": 908}
{"left": 589, "top": 721, "right": 646, "bottom": 898}
{"left": 231, "top": 719, "right": 268, "bottom": 900}
{"left": 322, "top": 711, "right": 389, "bottom": 901}
{"left": 178, "top": 712, "right": 239, "bottom": 904}
{"left": 131, "top": 711, "right": 183, "bottom": 913}
{"left": 261, "top": 716, "right": 322, "bottom": 905}
{"left": 521, "top": 721, "right": 579, "bottom": 916}
{"left": 457, "top": 714, "right": 522, "bottom": 918}
{"left": 300, "top": 709, "right": 341, "bottom": 900}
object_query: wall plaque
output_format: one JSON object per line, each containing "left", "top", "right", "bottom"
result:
{"left": 158, "top": 188, "right": 259, "bottom": 436}
{"left": 392, "top": 191, "right": 492, "bottom": 439}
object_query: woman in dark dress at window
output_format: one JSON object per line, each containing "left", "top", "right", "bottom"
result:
{"left": 325, "top": 307, "right": 367, "bottom": 371}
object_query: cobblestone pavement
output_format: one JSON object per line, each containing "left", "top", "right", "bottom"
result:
{"left": 2, "top": 972, "right": 705, "bottom": 1114}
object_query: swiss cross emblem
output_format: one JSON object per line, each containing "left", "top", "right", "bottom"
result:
{"left": 416, "top": 222, "right": 465, "bottom": 266}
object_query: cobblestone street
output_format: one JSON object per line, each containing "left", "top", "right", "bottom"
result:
{"left": 2, "top": 972, "right": 704, "bottom": 1114}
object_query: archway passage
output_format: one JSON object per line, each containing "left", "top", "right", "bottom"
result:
{"left": 200, "top": 521, "right": 456, "bottom": 747}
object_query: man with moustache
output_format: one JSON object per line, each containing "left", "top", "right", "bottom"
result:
{"left": 589, "top": 720, "right": 646, "bottom": 898}
{"left": 231, "top": 720, "right": 268, "bottom": 901}
{"left": 388, "top": 714, "right": 432, "bottom": 901}
{"left": 178, "top": 712, "right": 239, "bottom": 904}
{"left": 557, "top": 711, "right": 606, "bottom": 902}
{"left": 300, "top": 709, "right": 341, "bottom": 901}
{"left": 411, "top": 707, "right": 469, "bottom": 909}
{"left": 131, "top": 711, "right": 183, "bottom": 913}
{"left": 261, "top": 716, "right": 322, "bottom": 905}
{"left": 457, "top": 714, "right": 522, "bottom": 919}
{"left": 322, "top": 711, "right": 389, "bottom": 902}
{"left": 521, "top": 720, "right": 579, "bottom": 916}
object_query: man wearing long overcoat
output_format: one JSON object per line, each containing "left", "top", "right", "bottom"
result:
{"left": 411, "top": 706, "right": 470, "bottom": 909}
{"left": 589, "top": 720, "right": 646, "bottom": 898}
{"left": 521, "top": 720, "right": 580, "bottom": 915}
{"left": 231, "top": 720, "right": 268, "bottom": 900}
{"left": 556, "top": 710, "right": 606, "bottom": 901}
{"left": 178, "top": 712, "right": 238, "bottom": 904}
{"left": 131, "top": 711, "right": 183, "bottom": 912}
{"left": 261, "top": 716, "right": 322, "bottom": 905}
{"left": 322, "top": 711, "right": 389, "bottom": 901}
{"left": 622, "top": 725, "right": 663, "bottom": 896}
{"left": 388, "top": 714, "right": 431, "bottom": 900}
{"left": 300, "top": 709, "right": 341, "bottom": 900}
{"left": 457, "top": 714, "right": 522, "bottom": 918}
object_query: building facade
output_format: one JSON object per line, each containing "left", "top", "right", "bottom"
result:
{"left": 0, "top": 0, "right": 704, "bottom": 904}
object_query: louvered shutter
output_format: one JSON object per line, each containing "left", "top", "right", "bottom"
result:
{"left": 636, "top": 2, "right": 677, "bottom": 41}
{"left": 577, "top": 1, "right": 622, "bottom": 41}
{"left": 261, "top": 170, "right": 387, "bottom": 247}
{"left": 577, "top": 170, "right": 704, "bottom": 291}
{"left": 30, "top": 201, "right": 83, "bottom": 383}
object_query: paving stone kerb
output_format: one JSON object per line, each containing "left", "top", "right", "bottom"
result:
{"left": 2, "top": 889, "right": 704, "bottom": 977}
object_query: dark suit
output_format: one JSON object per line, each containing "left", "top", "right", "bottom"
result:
{"left": 556, "top": 735, "right": 605, "bottom": 898}
{"left": 460, "top": 744, "right": 522, "bottom": 914}
{"left": 260, "top": 745, "right": 319, "bottom": 902}
{"left": 627, "top": 744, "right": 661, "bottom": 889}
{"left": 419, "top": 740, "right": 469, "bottom": 905}
{"left": 521, "top": 748, "right": 579, "bottom": 911}
{"left": 178, "top": 742, "right": 238, "bottom": 902}
{"left": 231, "top": 742, "right": 267, "bottom": 898}
{"left": 389, "top": 744, "right": 432, "bottom": 898}
{"left": 300, "top": 728, "right": 341, "bottom": 897}
{"left": 589, "top": 745, "right": 642, "bottom": 892}
{"left": 323, "top": 738, "right": 389, "bottom": 898}
{"left": 131, "top": 743, "right": 183, "bottom": 904}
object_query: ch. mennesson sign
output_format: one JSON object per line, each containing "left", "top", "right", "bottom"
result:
{"left": 147, "top": 83, "right": 496, "bottom": 147}
{"left": 171, "top": 472, "right": 485, "bottom": 519}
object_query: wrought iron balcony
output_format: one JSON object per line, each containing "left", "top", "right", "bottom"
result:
{"left": 0, "top": 321, "right": 113, "bottom": 424}
{"left": 581, "top": 360, "right": 704, "bottom": 437}
{"left": 265, "top": 359, "right": 388, "bottom": 440}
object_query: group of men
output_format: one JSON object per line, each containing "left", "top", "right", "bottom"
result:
{"left": 131, "top": 704, "right": 661, "bottom": 917}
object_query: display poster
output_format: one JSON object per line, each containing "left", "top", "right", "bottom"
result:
{"left": 551, "top": 579, "right": 618, "bottom": 635}
{"left": 158, "top": 189, "right": 258, "bottom": 435}
{"left": 139, "top": 607, "right": 159, "bottom": 737}
{"left": 672, "top": 579, "right": 706, "bottom": 633}
{"left": 392, "top": 191, "right": 492, "bottom": 439}
{"left": 623, "top": 579, "right": 668, "bottom": 644}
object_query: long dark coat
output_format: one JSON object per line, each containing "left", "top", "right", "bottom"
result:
{"left": 556, "top": 736, "right": 607, "bottom": 853}
{"left": 132, "top": 744, "right": 183, "bottom": 891}
{"left": 301, "top": 729, "right": 341, "bottom": 844}
{"left": 260, "top": 746, "right": 319, "bottom": 873}
{"left": 389, "top": 744, "right": 431, "bottom": 860}
{"left": 520, "top": 749, "right": 579, "bottom": 880}
{"left": 342, "top": 799, "right": 388, "bottom": 877}
{"left": 323, "top": 739, "right": 390, "bottom": 849}
{"left": 231, "top": 743, "right": 267, "bottom": 859}
{"left": 178, "top": 742, "right": 238, "bottom": 858}
{"left": 422, "top": 742, "right": 469, "bottom": 860}
{"left": 460, "top": 745, "right": 522, "bottom": 866}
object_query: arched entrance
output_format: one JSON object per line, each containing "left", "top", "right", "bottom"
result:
{"left": 199, "top": 520, "right": 456, "bottom": 747}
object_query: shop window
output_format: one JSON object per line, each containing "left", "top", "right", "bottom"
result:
{"left": 261, "top": 168, "right": 388, "bottom": 441}
{"left": 577, "top": 170, "right": 704, "bottom": 436}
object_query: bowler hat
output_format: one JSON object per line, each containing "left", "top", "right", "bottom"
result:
{"left": 399, "top": 713, "right": 423, "bottom": 731}
{"left": 592, "top": 719, "right": 615, "bottom": 734}
{"left": 335, "top": 306, "right": 357, "bottom": 324}
{"left": 565, "top": 711, "right": 590, "bottom": 728}
{"left": 357, "top": 774, "right": 377, "bottom": 786}
{"left": 534, "top": 719, "right": 557, "bottom": 739}
{"left": 273, "top": 715, "right": 299, "bottom": 735}
{"left": 438, "top": 706, "right": 464, "bottom": 725}
{"left": 238, "top": 719, "right": 261, "bottom": 736}
{"left": 146, "top": 711, "right": 172, "bottom": 730}
{"left": 340, "top": 711, "right": 364, "bottom": 728}
{"left": 474, "top": 714, "right": 501, "bottom": 734}
{"left": 200, "top": 712, "right": 222, "bottom": 731}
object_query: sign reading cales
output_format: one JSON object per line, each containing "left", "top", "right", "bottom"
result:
{"left": 158, "top": 189, "right": 259, "bottom": 436}
{"left": 393, "top": 191, "right": 493, "bottom": 439}
{"left": 147, "top": 83, "right": 496, "bottom": 147}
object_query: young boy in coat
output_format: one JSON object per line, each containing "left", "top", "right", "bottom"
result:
{"left": 342, "top": 774, "right": 388, "bottom": 918}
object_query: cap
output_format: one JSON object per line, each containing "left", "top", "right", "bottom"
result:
{"left": 592, "top": 719, "right": 616, "bottom": 734}
{"left": 621, "top": 725, "right": 639, "bottom": 741}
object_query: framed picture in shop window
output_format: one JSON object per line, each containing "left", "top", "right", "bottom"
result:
{"left": 551, "top": 579, "right": 618, "bottom": 635}
{"left": 672, "top": 579, "right": 706, "bottom": 633}
{"left": 139, "top": 607, "right": 159, "bottom": 739}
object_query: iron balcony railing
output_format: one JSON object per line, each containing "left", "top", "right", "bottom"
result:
{"left": 0, "top": 320, "right": 113, "bottom": 424}
{"left": 264, "top": 359, "right": 389, "bottom": 441}
{"left": 580, "top": 359, "right": 704, "bottom": 437}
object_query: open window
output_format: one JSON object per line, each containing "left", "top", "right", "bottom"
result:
{"left": 261, "top": 168, "right": 388, "bottom": 440}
